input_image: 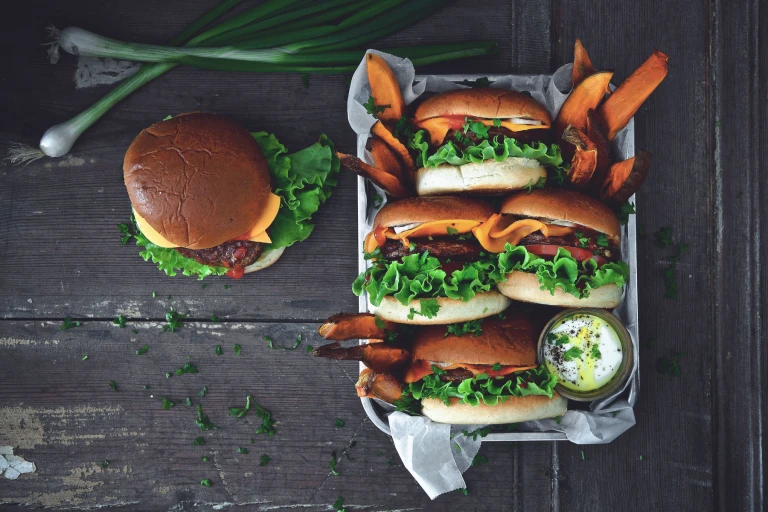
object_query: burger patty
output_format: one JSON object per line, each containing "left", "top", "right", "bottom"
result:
{"left": 446, "top": 126, "right": 553, "bottom": 150}
{"left": 438, "top": 368, "right": 476, "bottom": 383}
{"left": 518, "top": 232, "right": 620, "bottom": 261}
{"left": 379, "top": 238, "right": 484, "bottom": 261}
{"left": 176, "top": 240, "right": 264, "bottom": 268}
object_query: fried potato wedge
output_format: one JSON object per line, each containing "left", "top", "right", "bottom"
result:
{"left": 562, "top": 125, "right": 598, "bottom": 187}
{"left": 318, "top": 312, "right": 398, "bottom": 341}
{"left": 572, "top": 39, "right": 596, "bottom": 86}
{"left": 586, "top": 109, "right": 613, "bottom": 191}
{"left": 313, "top": 342, "right": 410, "bottom": 374}
{"left": 337, "top": 152, "right": 411, "bottom": 198}
{"left": 555, "top": 70, "right": 614, "bottom": 139}
{"left": 599, "top": 51, "right": 669, "bottom": 141}
{"left": 356, "top": 369, "right": 403, "bottom": 403}
{"left": 600, "top": 150, "right": 651, "bottom": 203}
{"left": 367, "top": 137, "right": 406, "bottom": 185}
{"left": 371, "top": 121, "right": 416, "bottom": 170}
{"left": 366, "top": 53, "right": 405, "bottom": 123}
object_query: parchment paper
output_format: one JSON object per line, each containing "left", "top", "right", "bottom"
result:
{"left": 348, "top": 50, "right": 639, "bottom": 498}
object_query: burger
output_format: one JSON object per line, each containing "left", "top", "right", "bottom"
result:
{"left": 353, "top": 196, "right": 510, "bottom": 324}
{"left": 395, "top": 315, "right": 566, "bottom": 424}
{"left": 484, "top": 188, "right": 630, "bottom": 307}
{"left": 122, "top": 113, "right": 338, "bottom": 279}
{"left": 408, "top": 88, "right": 566, "bottom": 196}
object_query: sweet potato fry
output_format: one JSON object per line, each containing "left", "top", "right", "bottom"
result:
{"left": 367, "top": 137, "right": 406, "bottom": 185}
{"left": 586, "top": 109, "right": 613, "bottom": 190}
{"left": 371, "top": 121, "right": 416, "bottom": 171}
{"left": 356, "top": 369, "right": 403, "bottom": 403}
{"left": 366, "top": 53, "right": 405, "bottom": 123}
{"left": 555, "top": 70, "right": 614, "bottom": 139}
{"left": 313, "top": 342, "right": 410, "bottom": 373}
{"left": 572, "top": 39, "right": 596, "bottom": 86}
{"left": 318, "top": 312, "right": 398, "bottom": 341}
{"left": 562, "top": 125, "right": 598, "bottom": 187}
{"left": 599, "top": 51, "right": 669, "bottom": 141}
{"left": 337, "top": 152, "right": 410, "bottom": 198}
{"left": 600, "top": 150, "right": 651, "bottom": 203}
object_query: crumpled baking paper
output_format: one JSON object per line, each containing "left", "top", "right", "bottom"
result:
{"left": 0, "top": 446, "right": 36, "bottom": 480}
{"left": 348, "top": 50, "right": 639, "bottom": 498}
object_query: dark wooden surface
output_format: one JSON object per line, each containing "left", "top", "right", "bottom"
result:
{"left": 0, "top": 1, "right": 764, "bottom": 511}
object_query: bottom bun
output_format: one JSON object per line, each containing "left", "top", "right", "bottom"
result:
{"left": 497, "top": 271, "right": 623, "bottom": 308}
{"left": 244, "top": 247, "right": 286, "bottom": 274}
{"left": 421, "top": 392, "right": 567, "bottom": 425}
{"left": 368, "top": 291, "right": 510, "bottom": 325}
{"left": 415, "top": 158, "right": 546, "bottom": 196}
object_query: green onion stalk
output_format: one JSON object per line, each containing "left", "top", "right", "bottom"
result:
{"left": 8, "top": 0, "right": 497, "bottom": 164}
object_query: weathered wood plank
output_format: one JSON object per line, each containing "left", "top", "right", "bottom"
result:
{"left": 711, "top": 0, "right": 765, "bottom": 510}
{"left": 0, "top": 321, "right": 519, "bottom": 511}
{"left": 552, "top": 1, "right": 715, "bottom": 510}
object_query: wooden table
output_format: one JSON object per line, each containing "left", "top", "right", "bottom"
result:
{"left": 0, "top": 1, "right": 764, "bottom": 510}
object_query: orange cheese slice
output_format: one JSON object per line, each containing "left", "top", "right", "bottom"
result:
{"left": 472, "top": 215, "right": 549, "bottom": 253}
{"left": 133, "top": 192, "right": 281, "bottom": 248}
{"left": 416, "top": 117, "right": 548, "bottom": 146}
{"left": 364, "top": 219, "right": 482, "bottom": 252}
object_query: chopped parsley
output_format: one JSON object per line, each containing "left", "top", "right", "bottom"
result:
{"left": 233, "top": 344, "right": 242, "bottom": 356}
{"left": 165, "top": 372, "right": 172, "bottom": 378}
{"left": 260, "top": 455, "right": 271, "bottom": 466}
{"left": 215, "top": 345, "right": 223, "bottom": 356}
{"left": 192, "top": 436, "right": 205, "bottom": 446}
{"left": 329, "top": 451, "right": 340, "bottom": 476}
{"left": 363, "top": 96, "right": 390, "bottom": 116}
{"left": 195, "top": 404, "right": 219, "bottom": 431}
{"left": 61, "top": 316, "right": 81, "bottom": 330}
{"left": 462, "top": 426, "right": 491, "bottom": 441}
{"left": 335, "top": 418, "right": 345, "bottom": 427}
{"left": 471, "top": 453, "right": 489, "bottom": 466}
{"left": 595, "top": 233, "right": 609, "bottom": 247}
{"left": 265, "top": 334, "right": 302, "bottom": 350}
{"left": 453, "top": 442, "right": 461, "bottom": 452}
{"left": 409, "top": 241, "right": 417, "bottom": 252}
{"left": 237, "top": 447, "right": 248, "bottom": 455}
{"left": 446, "top": 226, "right": 459, "bottom": 235}
{"left": 590, "top": 345, "right": 602, "bottom": 360}
{"left": 618, "top": 201, "right": 635, "bottom": 225}
{"left": 175, "top": 362, "right": 198, "bottom": 376}
{"left": 664, "top": 243, "right": 686, "bottom": 298}
{"left": 575, "top": 231, "right": 589, "bottom": 248}
{"left": 445, "top": 319, "right": 483, "bottom": 338}
{"left": 186, "top": 397, "right": 192, "bottom": 407}
{"left": 162, "top": 308, "right": 186, "bottom": 333}
{"left": 524, "top": 176, "right": 546, "bottom": 194}
{"left": 117, "top": 223, "right": 132, "bottom": 245}
{"left": 305, "top": 345, "right": 313, "bottom": 352}
{"left": 458, "top": 487, "right": 468, "bottom": 496}
{"left": 229, "top": 395, "right": 252, "bottom": 418}
{"left": 563, "top": 347, "right": 583, "bottom": 362}
{"left": 547, "top": 332, "right": 570, "bottom": 346}
{"left": 407, "top": 298, "right": 440, "bottom": 320}
{"left": 210, "top": 314, "right": 219, "bottom": 323}
{"left": 198, "top": 386, "right": 208, "bottom": 397}
{"left": 200, "top": 479, "right": 212, "bottom": 487}
{"left": 332, "top": 496, "right": 347, "bottom": 512}
{"left": 135, "top": 344, "right": 148, "bottom": 355}
{"left": 108, "top": 380, "right": 118, "bottom": 391}
{"left": 251, "top": 400, "right": 276, "bottom": 436}
{"left": 82, "top": 355, "right": 89, "bottom": 361}
{"left": 491, "top": 362, "right": 502, "bottom": 371}
{"left": 202, "top": 456, "right": 209, "bottom": 462}
{"left": 657, "top": 350, "right": 684, "bottom": 377}
{"left": 492, "top": 118, "right": 501, "bottom": 127}
{"left": 113, "top": 314, "right": 126, "bottom": 328}
{"left": 160, "top": 397, "right": 175, "bottom": 410}
{"left": 655, "top": 226, "right": 673, "bottom": 247}
{"left": 100, "top": 460, "right": 110, "bottom": 469}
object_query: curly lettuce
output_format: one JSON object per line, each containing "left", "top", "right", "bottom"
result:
{"left": 498, "top": 244, "right": 630, "bottom": 298}
{"left": 124, "top": 132, "right": 339, "bottom": 279}
{"left": 395, "top": 365, "right": 557, "bottom": 414}
{"left": 409, "top": 129, "right": 569, "bottom": 184}
{"left": 353, "top": 250, "right": 505, "bottom": 306}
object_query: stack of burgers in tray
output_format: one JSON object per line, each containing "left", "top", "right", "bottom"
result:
{"left": 315, "top": 44, "right": 667, "bottom": 424}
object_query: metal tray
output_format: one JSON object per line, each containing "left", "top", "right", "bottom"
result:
{"left": 356, "top": 74, "right": 639, "bottom": 442}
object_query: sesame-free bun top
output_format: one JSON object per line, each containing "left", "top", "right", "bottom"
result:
{"left": 413, "top": 88, "right": 551, "bottom": 126}
{"left": 373, "top": 196, "right": 494, "bottom": 228}
{"left": 123, "top": 113, "right": 271, "bottom": 249}
{"left": 501, "top": 188, "right": 621, "bottom": 242}
{"left": 411, "top": 314, "right": 538, "bottom": 366}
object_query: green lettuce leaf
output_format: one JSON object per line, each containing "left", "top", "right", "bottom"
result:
{"left": 498, "top": 244, "right": 630, "bottom": 298}
{"left": 125, "top": 133, "right": 339, "bottom": 278}
{"left": 353, "top": 250, "right": 505, "bottom": 307}
{"left": 409, "top": 129, "right": 569, "bottom": 184}
{"left": 252, "top": 132, "right": 340, "bottom": 250}
{"left": 395, "top": 365, "right": 557, "bottom": 411}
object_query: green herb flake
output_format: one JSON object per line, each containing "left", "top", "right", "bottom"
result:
{"left": 132, "top": 329, "right": 138, "bottom": 334}
{"left": 100, "top": 460, "right": 109, "bottom": 469}
{"left": 458, "top": 487, "right": 468, "bottom": 496}
{"left": 195, "top": 404, "right": 219, "bottom": 431}
{"left": 595, "top": 233, "right": 609, "bottom": 247}
{"left": 563, "top": 347, "right": 583, "bottom": 362}
{"left": 193, "top": 436, "right": 205, "bottom": 446}
{"left": 224, "top": 285, "right": 231, "bottom": 289}
{"left": 82, "top": 355, "right": 89, "bottom": 361}
{"left": 201, "top": 284, "right": 207, "bottom": 289}
{"left": 335, "top": 418, "right": 345, "bottom": 427}
{"left": 229, "top": 395, "right": 252, "bottom": 418}
{"left": 215, "top": 345, "right": 223, "bottom": 356}
{"left": 492, "top": 118, "right": 501, "bottom": 127}
{"left": 198, "top": 386, "right": 208, "bottom": 397}
{"left": 237, "top": 447, "right": 248, "bottom": 455}
{"left": 471, "top": 453, "right": 489, "bottom": 466}
{"left": 113, "top": 314, "right": 126, "bottom": 328}
{"left": 305, "top": 345, "right": 313, "bottom": 352}
{"left": 260, "top": 454, "right": 271, "bottom": 466}
{"left": 253, "top": 401, "right": 276, "bottom": 436}
{"left": 210, "top": 314, "right": 219, "bottom": 323}
{"left": 363, "top": 96, "right": 390, "bottom": 116}
{"left": 655, "top": 226, "right": 673, "bottom": 247}
{"left": 453, "top": 442, "right": 461, "bottom": 452}
{"left": 233, "top": 344, "right": 242, "bottom": 356}
{"left": 407, "top": 298, "right": 440, "bottom": 320}
{"left": 376, "top": 450, "right": 383, "bottom": 456}
{"left": 618, "top": 201, "right": 635, "bottom": 225}
{"left": 590, "top": 345, "right": 602, "bottom": 360}
{"left": 162, "top": 308, "right": 186, "bottom": 333}
{"left": 333, "top": 496, "right": 347, "bottom": 512}
{"left": 200, "top": 479, "right": 212, "bottom": 487}
{"left": 462, "top": 427, "right": 491, "bottom": 441}
{"left": 152, "top": 291, "right": 157, "bottom": 298}
{"left": 657, "top": 350, "right": 684, "bottom": 377}
{"left": 446, "top": 226, "right": 459, "bottom": 236}
{"left": 175, "top": 362, "right": 198, "bottom": 376}
{"left": 186, "top": 397, "right": 193, "bottom": 407}
{"left": 136, "top": 344, "right": 148, "bottom": 356}
{"left": 117, "top": 223, "right": 132, "bottom": 245}
{"left": 108, "top": 380, "right": 118, "bottom": 392}
{"left": 575, "top": 231, "right": 589, "bottom": 248}
{"left": 160, "top": 397, "right": 175, "bottom": 410}
{"left": 265, "top": 334, "right": 302, "bottom": 350}
{"left": 329, "top": 451, "right": 340, "bottom": 476}
{"left": 581, "top": 450, "right": 585, "bottom": 460}
{"left": 165, "top": 372, "right": 172, "bottom": 379}
{"left": 61, "top": 316, "right": 81, "bottom": 330}
{"left": 202, "top": 456, "right": 209, "bottom": 462}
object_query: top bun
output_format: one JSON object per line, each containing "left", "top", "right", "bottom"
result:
{"left": 413, "top": 88, "right": 551, "bottom": 126}
{"left": 374, "top": 196, "right": 494, "bottom": 228}
{"left": 411, "top": 314, "right": 538, "bottom": 366}
{"left": 124, "top": 113, "right": 272, "bottom": 249}
{"left": 501, "top": 188, "right": 621, "bottom": 242}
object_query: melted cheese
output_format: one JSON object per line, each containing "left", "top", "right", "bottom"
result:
{"left": 416, "top": 117, "right": 549, "bottom": 146}
{"left": 386, "top": 219, "right": 480, "bottom": 240}
{"left": 133, "top": 192, "right": 281, "bottom": 248}
{"left": 472, "top": 215, "right": 549, "bottom": 253}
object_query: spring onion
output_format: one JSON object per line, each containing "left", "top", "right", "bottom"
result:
{"left": 10, "top": 0, "right": 496, "bottom": 164}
